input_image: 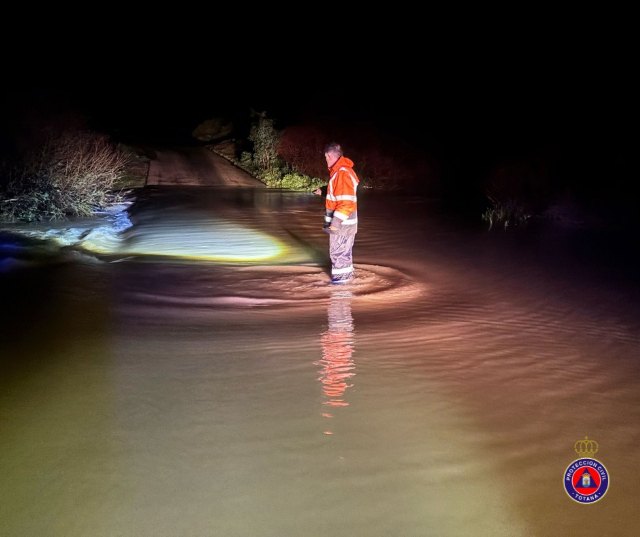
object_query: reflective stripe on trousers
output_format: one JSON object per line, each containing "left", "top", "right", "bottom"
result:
{"left": 329, "top": 233, "right": 356, "bottom": 276}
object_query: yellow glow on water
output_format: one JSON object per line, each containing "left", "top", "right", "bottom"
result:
{"left": 82, "top": 223, "right": 287, "bottom": 262}
{"left": 6, "top": 219, "right": 290, "bottom": 263}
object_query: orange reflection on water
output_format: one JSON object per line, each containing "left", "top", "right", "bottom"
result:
{"left": 315, "top": 289, "right": 356, "bottom": 434}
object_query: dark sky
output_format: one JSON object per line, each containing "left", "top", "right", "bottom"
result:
{"left": 2, "top": 21, "right": 634, "bottom": 199}
{"left": 4, "top": 47, "right": 630, "bottom": 148}
{"left": 2, "top": 7, "right": 633, "bottom": 136}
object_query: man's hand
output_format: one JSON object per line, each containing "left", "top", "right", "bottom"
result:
{"left": 313, "top": 188, "right": 322, "bottom": 196}
{"left": 323, "top": 222, "right": 341, "bottom": 233}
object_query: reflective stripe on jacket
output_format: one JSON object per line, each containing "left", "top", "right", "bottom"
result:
{"left": 325, "top": 156, "right": 360, "bottom": 228}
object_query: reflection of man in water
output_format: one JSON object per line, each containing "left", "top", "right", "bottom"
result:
{"left": 315, "top": 290, "right": 356, "bottom": 435}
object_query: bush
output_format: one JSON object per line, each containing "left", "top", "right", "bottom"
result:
{"left": 480, "top": 158, "right": 552, "bottom": 230}
{"left": 260, "top": 169, "right": 285, "bottom": 188}
{"left": 227, "top": 113, "right": 322, "bottom": 192}
{"left": 482, "top": 195, "right": 531, "bottom": 230}
{"left": 0, "top": 131, "right": 129, "bottom": 222}
{"left": 249, "top": 112, "right": 280, "bottom": 177}
{"left": 280, "top": 172, "right": 325, "bottom": 191}
{"left": 239, "top": 151, "right": 256, "bottom": 174}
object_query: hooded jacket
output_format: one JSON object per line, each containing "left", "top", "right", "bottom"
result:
{"left": 325, "top": 156, "right": 360, "bottom": 233}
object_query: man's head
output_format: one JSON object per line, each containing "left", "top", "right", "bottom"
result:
{"left": 324, "top": 142, "right": 343, "bottom": 168}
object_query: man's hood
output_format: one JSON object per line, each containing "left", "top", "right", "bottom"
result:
{"left": 329, "top": 156, "right": 355, "bottom": 175}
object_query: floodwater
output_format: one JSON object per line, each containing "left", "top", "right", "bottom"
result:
{"left": 1, "top": 187, "right": 639, "bottom": 537}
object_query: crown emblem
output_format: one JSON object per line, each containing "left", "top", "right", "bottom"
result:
{"left": 574, "top": 436, "right": 599, "bottom": 458}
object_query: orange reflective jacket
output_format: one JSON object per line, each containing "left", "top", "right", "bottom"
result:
{"left": 325, "top": 156, "right": 360, "bottom": 229}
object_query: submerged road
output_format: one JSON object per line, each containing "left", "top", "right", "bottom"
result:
{"left": 146, "top": 147, "right": 265, "bottom": 187}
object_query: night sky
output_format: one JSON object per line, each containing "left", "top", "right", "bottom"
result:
{"left": 1, "top": 20, "right": 634, "bottom": 212}
{"left": 4, "top": 49, "right": 631, "bottom": 147}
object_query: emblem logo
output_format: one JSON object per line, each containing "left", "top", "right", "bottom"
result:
{"left": 563, "top": 436, "right": 609, "bottom": 504}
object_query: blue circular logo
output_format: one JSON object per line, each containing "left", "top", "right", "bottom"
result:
{"left": 563, "top": 458, "right": 609, "bottom": 504}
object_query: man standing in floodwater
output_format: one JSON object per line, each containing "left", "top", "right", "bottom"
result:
{"left": 320, "top": 143, "right": 360, "bottom": 284}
